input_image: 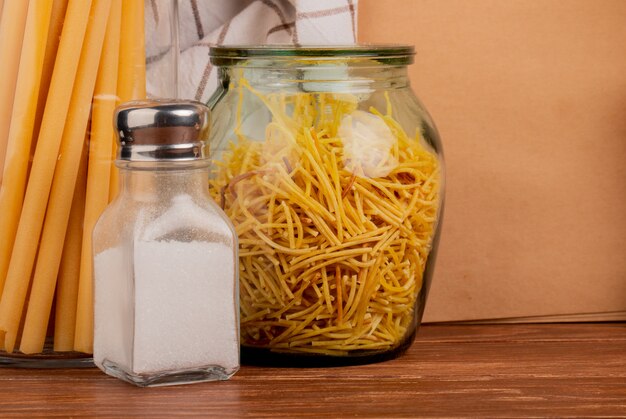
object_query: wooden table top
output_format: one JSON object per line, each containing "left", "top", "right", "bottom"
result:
{"left": 0, "top": 323, "right": 624, "bottom": 417}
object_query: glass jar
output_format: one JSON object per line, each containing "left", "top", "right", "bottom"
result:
{"left": 207, "top": 46, "right": 444, "bottom": 366}
{"left": 0, "top": 0, "right": 174, "bottom": 366}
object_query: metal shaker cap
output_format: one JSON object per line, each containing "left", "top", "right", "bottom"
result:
{"left": 114, "top": 99, "right": 210, "bottom": 161}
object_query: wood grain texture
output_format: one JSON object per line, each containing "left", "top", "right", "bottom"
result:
{"left": 0, "top": 324, "right": 624, "bottom": 417}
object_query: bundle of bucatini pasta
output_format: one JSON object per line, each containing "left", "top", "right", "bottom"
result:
{"left": 0, "top": 0, "right": 145, "bottom": 356}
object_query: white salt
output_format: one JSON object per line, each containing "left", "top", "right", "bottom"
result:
{"left": 93, "top": 245, "right": 133, "bottom": 371}
{"left": 93, "top": 240, "right": 238, "bottom": 376}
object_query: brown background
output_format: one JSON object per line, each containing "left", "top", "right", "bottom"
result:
{"left": 359, "top": 0, "right": 626, "bottom": 322}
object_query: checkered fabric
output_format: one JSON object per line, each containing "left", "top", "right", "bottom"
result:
{"left": 146, "top": 0, "right": 358, "bottom": 101}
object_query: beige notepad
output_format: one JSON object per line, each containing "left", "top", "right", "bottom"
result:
{"left": 359, "top": 0, "right": 626, "bottom": 323}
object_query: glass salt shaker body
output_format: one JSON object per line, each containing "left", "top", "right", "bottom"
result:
{"left": 92, "top": 100, "right": 239, "bottom": 387}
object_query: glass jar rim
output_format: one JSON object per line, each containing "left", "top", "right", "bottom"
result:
{"left": 209, "top": 44, "right": 415, "bottom": 66}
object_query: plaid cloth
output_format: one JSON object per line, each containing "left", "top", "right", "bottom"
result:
{"left": 146, "top": 0, "right": 358, "bottom": 102}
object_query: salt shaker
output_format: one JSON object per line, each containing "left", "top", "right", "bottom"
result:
{"left": 92, "top": 100, "right": 239, "bottom": 387}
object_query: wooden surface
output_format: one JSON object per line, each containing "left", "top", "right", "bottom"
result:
{"left": 0, "top": 323, "right": 625, "bottom": 417}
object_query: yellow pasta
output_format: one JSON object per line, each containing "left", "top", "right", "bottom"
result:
{"left": 209, "top": 78, "right": 441, "bottom": 355}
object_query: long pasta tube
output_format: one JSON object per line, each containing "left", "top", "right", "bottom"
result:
{"left": 30, "top": 0, "right": 71, "bottom": 157}
{"left": 0, "top": 0, "right": 55, "bottom": 295}
{"left": 0, "top": 0, "right": 30, "bottom": 184}
{"left": 73, "top": 0, "right": 122, "bottom": 354}
{"left": 0, "top": 0, "right": 94, "bottom": 353}
{"left": 19, "top": 0, "right": 112, "bottom": 355}
{"left": 109, "top": 0, "right": 146, "bottom": 201}
{"left": 117, "top": 0, "right": 146, "bottom": 102}
{"left": 54, "top": 135, "right": 88, "bottom": 352}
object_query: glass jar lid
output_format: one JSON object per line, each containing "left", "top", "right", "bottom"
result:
{"left": 209, "top": 45, "right": 415, "bottom": 66}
